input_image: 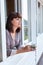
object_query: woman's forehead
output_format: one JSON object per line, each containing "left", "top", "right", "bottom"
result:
{"left": 15, "top": 17, "right": 21, "bottom": 19}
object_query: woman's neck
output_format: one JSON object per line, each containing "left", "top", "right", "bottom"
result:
{"left": 10, "top": 26, "right": 17, "bottom": 40}
{"left": 10, "top": 31, "right": 16, "bottom": 40}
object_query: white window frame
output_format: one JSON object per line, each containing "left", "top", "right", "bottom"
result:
{"left": 31, "top": 0, "right": 37, "bottom": 45}
{"left": 37, "top": 0, "right": 43, "bottom": 36}
{"left": 14, "top": 0, "right": 17, "bottom": 12}
{"left": 1, "top": 0, "right": 7, "bottom": 61}
{"left": 21, "top": 0, "right": 29, "bottom": 45}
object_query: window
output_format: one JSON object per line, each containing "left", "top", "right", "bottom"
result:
{"left": 21, "top": 0, "right": 33, "bottom": 45}
{"left": 4, "top": 0, "right": 22, "bottom": 57}
{"left": 1, "top": 0, "right": 37, "bottom": 59}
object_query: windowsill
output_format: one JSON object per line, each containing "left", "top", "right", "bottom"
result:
{"left": 4, "top": 51, "right": 35, "bottom": 65}
{"left": 24, "top": 40, "right": 35, "bottom": 47}
{"left": 37, "top": 33, "right": 42, "bottom": 37}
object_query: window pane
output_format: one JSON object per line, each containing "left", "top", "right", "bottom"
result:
{"left": 24, "top": 19, "right": 28, "bottom": 40}
{"left": 24, "top": 27, "right": 28, "bottom": 40}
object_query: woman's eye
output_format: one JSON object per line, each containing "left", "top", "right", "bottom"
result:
{"left": 16, "top": 19, "right": 19, "bottom": 20}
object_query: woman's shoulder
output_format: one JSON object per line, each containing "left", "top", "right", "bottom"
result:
{"left": 6, "top": 30, "right": 10, "bottom": 36}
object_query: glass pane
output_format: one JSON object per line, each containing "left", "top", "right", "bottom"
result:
{"left": 24, "top": 19, "right": 28, "bottom": 40}
{"left": 24, "top": 27, "right": 28, "bottom": 40}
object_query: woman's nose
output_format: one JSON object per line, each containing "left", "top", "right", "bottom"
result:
{"left": 18, "top": 21, "right": 21, "bottom": 25}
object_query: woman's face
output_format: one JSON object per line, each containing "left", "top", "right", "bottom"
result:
{"left": 12, "top": 17, "right": 21, "bottom": 28}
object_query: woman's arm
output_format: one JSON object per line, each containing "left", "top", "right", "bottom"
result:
{"left": 6, "top": 30, "right": 17, "bottom": 56}
{"left": 16, "top": 45, "right": 33, "bottom": 54}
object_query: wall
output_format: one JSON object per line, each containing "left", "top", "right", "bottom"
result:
{"left": 36, "top": 34, "right": 43, "bottom": 64}
{"left": 6, "top": 0, "right": 15, "bottom": 16}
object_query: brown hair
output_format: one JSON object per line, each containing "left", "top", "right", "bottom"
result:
{"left": 6, "top": 12, "right": 22, "bottom": 33}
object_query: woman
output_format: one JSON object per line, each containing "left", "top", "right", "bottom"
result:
{"left": 6, "top": 12, "right": 32, "bottom": 57}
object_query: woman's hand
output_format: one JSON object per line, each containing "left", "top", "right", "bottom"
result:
{"left": 16, "top": 45, "right": 34, "bottom": 54}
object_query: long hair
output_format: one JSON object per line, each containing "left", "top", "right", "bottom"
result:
{"left": 6, "top": 12, "right": 22, "bottom": 33}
